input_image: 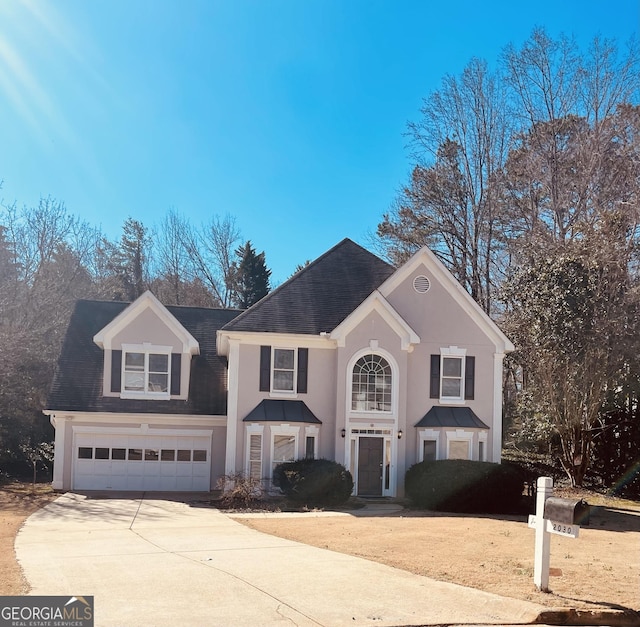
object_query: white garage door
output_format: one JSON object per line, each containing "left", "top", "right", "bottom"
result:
{"left": 73, "top": 433, "right": 211, "bottom": 491}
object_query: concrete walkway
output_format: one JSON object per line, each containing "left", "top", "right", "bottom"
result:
{"left": 16, "top": 492, "right": 548, "bottom": 627}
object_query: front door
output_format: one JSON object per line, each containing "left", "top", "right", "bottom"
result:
{"left": 357, "top": 437, "right": 383, "bottom": 496}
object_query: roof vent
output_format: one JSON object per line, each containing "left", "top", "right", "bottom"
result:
{"left": 413, "top": 275, "right": 430, "bottom": 294}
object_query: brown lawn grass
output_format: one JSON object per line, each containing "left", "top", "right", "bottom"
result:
{"left": 236, "top": 489, "right": 640, "bottom": 613}
{"left": 0, "top": 481, "right": 56, "bottom": 594}
{"left": 1, "top": 480, "right": 638, "bottom": 615}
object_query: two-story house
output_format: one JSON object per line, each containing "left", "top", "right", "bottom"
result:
{"left": 45, "top": 238, "right": 513, "bottom": 496}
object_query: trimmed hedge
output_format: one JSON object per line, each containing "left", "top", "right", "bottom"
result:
{"left": 273, "top": 458, "right": 353, "bottom": 506}
{"left": 405, "top": 459, "right": 525, "bottom": 514}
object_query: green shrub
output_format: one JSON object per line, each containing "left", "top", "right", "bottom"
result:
{"left": 405, "top": 459, "right": 525, "bottom": 514}
{"left": 273, "top": 458, "right": 353, "bottom": 506}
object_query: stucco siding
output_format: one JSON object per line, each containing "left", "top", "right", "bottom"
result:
{"left": 112, "top": 308, "right": 183, "bottom": 349}
{"left": 211, "top": 425, "right": 227, "bottom": 486}
{"left": 386, "top": 265, "right": 494, "bottom": 348}
{"left": 102, "top": 308, "right": 190, "bottom": 398}
{"left": 233, "top": 342, "right": 338, "bottom": 475}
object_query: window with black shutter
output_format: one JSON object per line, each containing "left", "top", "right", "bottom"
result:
{"left": 430, "top": 352, "right": 475, "bottom": 401}
{"left": 170, "top": 353, "right": 182, "bottom": 396}
{"left": 429, "top": 354, "right": 440, "bottom": 399}
{"left": 259, "top": 346, "right": 271, "bottom": 391}
{"left": 464, "top": 356, "right": 475, "bottom": 400}
{"left": 111, "top": 350, "right": 122, "bottom": 393}
{"left": 259, "top": 346, "right": 308, "bottom": 394}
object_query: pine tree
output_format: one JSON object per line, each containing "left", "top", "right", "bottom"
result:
{"left": 230, "top": 241, "right": 271, "bottom": 309}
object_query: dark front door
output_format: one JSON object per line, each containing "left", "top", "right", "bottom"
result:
{"left": 357, "top": 437, "right": 383, "bottom": 496}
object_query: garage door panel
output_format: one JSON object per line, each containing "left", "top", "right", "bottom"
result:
{"left": 176, "top": 463, "right": 193, "bottom": 477}
{"left": 73, "top": 432, "right": 212, "bottom": 491}
{"left": 193, "top": 464, "right": 208, "bottom": 478}
{"left": 160, "top": 463, "right": 177, "bottom": 477}
{"left": 94, "top": 462, "right": 112, "bottom": 476}
{"left": 111, "top": 461, "right": 128, "bottom": 476}
{"left": 143, "top": 462, "right": 160, "bottom": 476}
{"left": 127, "top": 462, "right": 144, "bottom": 477}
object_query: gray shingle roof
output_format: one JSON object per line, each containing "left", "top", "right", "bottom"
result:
{"left": 415, "top": 406, "right": 489, "bottom": 429}
{"left": 47, "top": 300, "right": 241, "bottom": 415}
{"left": 222, "top": 238, "right": 396, "bottom": 335}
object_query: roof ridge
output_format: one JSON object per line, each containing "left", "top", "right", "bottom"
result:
{"left": 221, "top": 238, "right": 392, "bottom": 330}
{"left": 166, "top": 304, "right": 243, "bottom": 314}
{"left": 74, "top": 297, "right": 242, "bottom": 315}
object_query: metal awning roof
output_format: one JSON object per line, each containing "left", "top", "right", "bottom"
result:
{"left": 415, "top": 406, "right": 489, "bottom": 429}
{"left": 243, "top": 399, "right": 322, "bottom": 424}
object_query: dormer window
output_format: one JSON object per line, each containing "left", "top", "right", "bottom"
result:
{"left": 121, "top": 344, "right": 172, "bottom": 399}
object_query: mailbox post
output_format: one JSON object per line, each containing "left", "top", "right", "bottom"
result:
{"left": 533, "top": 476, "right": 552, "bottom": 591}
{"left": 528, "top": 476, "right": 588, "bottom": 592}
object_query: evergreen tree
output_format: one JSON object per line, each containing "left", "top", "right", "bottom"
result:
{"left": 230, "top": 241, "right": 271, "bottom": 309}
{"left": 96, "top": 218, "right": 151, "bottom": 301}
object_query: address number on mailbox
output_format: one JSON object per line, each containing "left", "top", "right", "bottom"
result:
{"left": 528, "top": 515, "right": 579, "bottom": 538}
{"left": 548, "top": 520, "right": 579, "bottom": 538}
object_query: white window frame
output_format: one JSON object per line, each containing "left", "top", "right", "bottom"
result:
{"left": 245, "top": 424, "right": 264, "bottom": 481}
{"left": 439, "top": 346, "right": 466, "bottom": 404}
{"left": 271, "top": 347, "right": 297, "bottom": 395}
{"left": 269, "top": 424, "right": 299, "bottom": 479}
{"left": 304, "top": 425, "right": 319, "bottom": 459}
{"left": 418, "top": 429, "right": 441, "bottom": 462}
{"left": 347, "top": 348, "right": 398, "bottom": 416}
{"left": 121, "top": 343, "right": 172, "bottom": 400}
{"left": 445, "top": 429, "right": 473, "bottom": 460}
{"left": 478, "top": 431, "right": 488, "bottom": 461}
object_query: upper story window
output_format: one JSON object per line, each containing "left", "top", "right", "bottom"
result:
{"left": 351, "top": 353, "right": 392, "bottom": 412}
{"left": 124, "top": 352, "right": 169, "bottom": 393}
{"left": 120, "top": 344, "right": 172, "bottom": 399}
{"left": 430, "top": 347, "right": 475, "bottom": 403}
{"left": 259, "top": 346, "right": 308, "bottom": 396}
{"left": 272, "top": 348, "right": 296, "bottom": 392}
{"left": 441, "top": 355, "right": 463, "bottom": 400}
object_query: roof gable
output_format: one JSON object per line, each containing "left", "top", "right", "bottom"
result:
{"left": 93, "top": 291, "right": 199, "bottom": 354}
{"left": 330, "top": 290, "right": 420, "bottom": 351}
{"left": 221, "top": 239, "right": 395, "bottom": 336}
{"left": 48, "top": 298, "right": 241, "bottom": 415}
{"left": 379, "top": 248, "right": 514, "bottom": 353}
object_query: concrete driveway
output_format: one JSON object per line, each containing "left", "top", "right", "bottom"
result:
{"left": 16, "top": 492, "right": 547, "bottom": 627}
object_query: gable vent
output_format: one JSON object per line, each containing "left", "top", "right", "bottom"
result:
{"left": 413, "top": 275, "right": 431, "bottom": 294}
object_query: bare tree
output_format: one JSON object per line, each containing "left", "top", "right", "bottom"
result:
{"left": 501, "top": 29, "right": 640, "bottom": 244}
{"left": 379, "top": 58, "right": 510, "bottom": 313}
{"left": 499, "top": 29, "right": 640, "bottom": 484}
{"left": 181, "top": 214, "right": 241, "bottom": 307}
{"left": 0, "top": 198, "right": 99, "bottom": 472}
{"left": 152, "top": 209, "right": 191, "bottom": 305}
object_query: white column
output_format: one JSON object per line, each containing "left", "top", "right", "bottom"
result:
{"left": 492, "top": 351, "right": 506, "bottom": 463}
{"left": 534, "top": 476, "right": 553, "bottom": 592}
{"left": 224, "top": 339, "right": 240, "bottom": 477}
{"left": 51, "top": 414, "right": 67, "bottom": 490}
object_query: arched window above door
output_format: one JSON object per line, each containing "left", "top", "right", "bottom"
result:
{"left": 351, "top": 353, "right": 392, "bottom": 412}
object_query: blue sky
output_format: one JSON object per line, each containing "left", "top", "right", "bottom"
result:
{"left": 0, "top": 1, "right": 638, "bottom": 285}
